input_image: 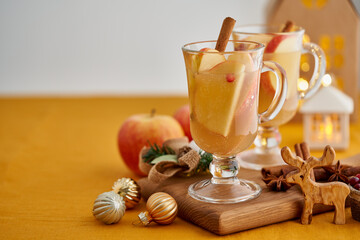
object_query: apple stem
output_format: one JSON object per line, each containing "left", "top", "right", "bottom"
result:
{"left": 150, "top": 109, "right": 156, "bottom": 117}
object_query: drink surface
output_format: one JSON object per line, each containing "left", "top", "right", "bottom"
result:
{"left": 184, "top": 50, "right": 260, "bottom": 157}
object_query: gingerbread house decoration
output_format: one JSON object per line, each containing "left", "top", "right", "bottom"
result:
{"left": 300, "top": 85, "right": 353, "bottom": 150}
{"left": 269, "top": 0, "right": 360, "bottom": 121}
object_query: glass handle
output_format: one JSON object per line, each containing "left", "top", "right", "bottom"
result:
{"left": 300, "top": 42, "right": 326, "bottom": 99}
{"left": 259, "top": 61, "right": 288, "bottom": 124}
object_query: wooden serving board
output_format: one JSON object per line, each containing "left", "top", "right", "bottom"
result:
{"left": 138, "top": 154, "right": 359, "bottom": 235}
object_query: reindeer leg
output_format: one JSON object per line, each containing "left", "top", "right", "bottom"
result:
{"left": 301, "top": 197, "right": 313, "bottom": 224}
{"left": 333, "top": 198, "right": 346, "bottom": 224}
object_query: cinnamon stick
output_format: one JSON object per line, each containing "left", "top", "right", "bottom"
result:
{"left": 300, "top": 142, "right": 311, "bottom": 160}
{"left": 261, "top": 165, "right": 356, "bottom": 182}
{"left": 261, "top": 165, "right": 296, "bottom": 178}
{"left": 215, "top": 17, "right": 236, "bottom": 52}
{"left": 294, "top": 143, "right": 303, "bottom": 159}
{"left": 281, "top": 20, "right": 295, "bottom": 32}
{"left": 294, "top": 142, "right": 315, "bottom": 180}
{"left": 342, "top": 166, "right": 360, "bottom": 177}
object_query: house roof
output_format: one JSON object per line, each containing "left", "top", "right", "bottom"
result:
{"left": 300, "top": 86, "right": 354, "bottom": 114}
{"left": 351, "top": 0, "right": 360, "bottom": 17}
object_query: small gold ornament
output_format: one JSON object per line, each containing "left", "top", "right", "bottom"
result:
{"left": 138, "top": 192, "right": 178, "bottom": 225}
{"left": 112, "top": 178, "right": 141, "bottom": 209}
{"left": 93, "top": 191, "right": 126, "bottom": 224}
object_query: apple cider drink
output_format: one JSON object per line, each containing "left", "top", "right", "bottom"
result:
{"left": 183, "top": 43, "right": 261, "bottom": 157}
{"left": 182, "top": 35, "right": 288, "bottom": 203}
{"left": 234, "top": 28, "right": 302, "bottom": 127}
{"left": 187, "top": 58, "right": 260, "bottom": 157}
{"left": 182, "top": 38, "right": 288, "bottom": 203}
{"left": 233, "top": 23, "right": 326, "bottom": 169}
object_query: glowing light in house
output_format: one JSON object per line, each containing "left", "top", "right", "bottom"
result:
{"left": 322, "top": 73, "right": 332, "bottom": 87}
{"left": 316, "top": 114, "right": 336, "bottom": 142}
{"left": 324, "top": 115, "right": 333, "bottom": 139}
{"left": 301, "top": 62, "right": 310, "bottom": 72}
{"left": 298, "top": 78, "right": 309, "bottom": 91}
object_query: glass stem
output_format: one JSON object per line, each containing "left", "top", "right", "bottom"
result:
{"left": 210, "top": 156, "right": 239, "bottom": 184}
{"left": 254, "top": 126, "right": 281, "bottom": 151}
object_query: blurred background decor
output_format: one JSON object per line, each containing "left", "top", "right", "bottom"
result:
{"left": 269, "top": 0, "right": 360, "bottom": 121}
{"left": 0, "top": 0, "right": 272, "bottom": 97}
{"left": 300, "top": 76, "right": 354, "bottom": 150}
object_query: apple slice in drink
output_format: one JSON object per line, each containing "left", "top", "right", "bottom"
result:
{"left": 188, "top": 48, "right": 226, "bottom": 106}
{"left": 228, "top": 52, "right": 255, "bottom": 71}
{"left": 259, "top": 71, "right": 277, "bottom": 113}
{"left": 235, "top": 76, "right": 258, "bottom": 135}
{"left": 238, "top": 34, "right": 273, "bottom": 47}
{"left": 194, "top": 60, "right": 246, "bottom": 137}
{"left": 265, "top": 35, "right": 299, "bottom": 53}
{"left": 197, "top": 48, "right": 226, "bottom": 72}
{"left": 260, "top": 71, "right": 277, "bottom": 95}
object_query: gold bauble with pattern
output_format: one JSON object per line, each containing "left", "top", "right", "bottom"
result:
{"left": 138, "top": 192, "right": 178, "bottom": 225}
{"left": 93, "top": 191, "right": 126, "bottom": 224}
{"left": 112, "top": 178, "right": 141, "bottom": 209}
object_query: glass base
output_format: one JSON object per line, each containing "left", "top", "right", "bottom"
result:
{"left": 237, "top": 147, "right": 286, "bottom": 170}
{"left": 188, "top": 178, "right": 261, "bottom": 204}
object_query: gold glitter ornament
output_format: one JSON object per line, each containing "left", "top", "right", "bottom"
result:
{"left": 112, "top": 178, "right": 141, "bottom": 209}
{"left": 138, "top": 192, "right": 178, "bottom": 225}
{"left": 93, "top": 191, "right": 126, "bottom": 224}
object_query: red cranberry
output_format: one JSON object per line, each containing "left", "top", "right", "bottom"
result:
{"left": 354, "top": 183, "right": 360, "bottom": 190}
{"left": 356, "top": 173, "right": 360, "bottom": 179}
{"left": 226, "top": 74, "right": 235, "bottom": 82}
{"left": 349, "top": 176, "right": 360, "bottom": 186}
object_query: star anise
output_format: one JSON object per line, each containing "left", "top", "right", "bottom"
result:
{"left": 322, "top": 160, "right": 349, "bottom": 183}
{"left": 262, "top": 170, "right": 293, "bottom": 191}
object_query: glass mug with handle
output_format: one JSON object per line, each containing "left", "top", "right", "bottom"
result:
{"left": 233, "top": 25, "right": 326, "bottom": 170}
{"left": 182, "top": 40, "right": 287, "bottom": 203}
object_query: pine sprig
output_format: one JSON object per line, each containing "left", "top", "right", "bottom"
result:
{"left": 196, "top": 150, "right": 213, "bottom": 173}
{"left": 142, "top": 141, "right": 175, "bottom": 164}
{"left": 142, "top": 142, "right": 213, "bottom": 173}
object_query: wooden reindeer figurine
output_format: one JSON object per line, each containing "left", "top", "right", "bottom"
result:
{"left": 281, "top": 145, "right": 350, "bottom": 224}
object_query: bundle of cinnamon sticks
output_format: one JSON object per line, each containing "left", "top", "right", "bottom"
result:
{"left": 262, "top": 142, "right": 360, "bottom": 191}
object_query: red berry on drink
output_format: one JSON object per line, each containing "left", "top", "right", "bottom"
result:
{"left": 354, "top": 183, "right": 360, "bottom": 190}
{"left": 226, "top": 73, "right": 235, "bottom": 82}
{"left": 356, "top": 173, "right": 360, "bottom": 179}
{"left": 349, "top": 176, "right": 360, "bottom": 186}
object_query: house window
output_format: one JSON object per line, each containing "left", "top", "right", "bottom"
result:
{"left": 310, "top": 113, "right": 341, "bottom": 143}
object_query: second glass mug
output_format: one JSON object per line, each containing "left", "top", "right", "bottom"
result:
{"left": 233, "top": 25, "right": 326, "bottom": 170}
{"left": 182, "top": 40, "right": 287, "bottom": 203}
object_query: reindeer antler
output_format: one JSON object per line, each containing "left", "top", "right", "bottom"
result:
{"left": 306, "top": 145, "right": 335, "bottom": 169}
{"left": 281, "top": 146, "right": 305, "bottom": 169}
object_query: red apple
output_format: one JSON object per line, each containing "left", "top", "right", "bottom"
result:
{"left": 173, "top": 105, "right": 192, "bottom": 141}
{"left": 117, "top": 111, "right": 184, "bottom": 176}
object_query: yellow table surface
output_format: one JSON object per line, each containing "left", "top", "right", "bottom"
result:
{"left": 0, "top": 96, "right": 359, "bottom": 239}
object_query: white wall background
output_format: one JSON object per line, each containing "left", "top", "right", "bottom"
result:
{"left": 0, "top": 0, "right": 272, "bottom": 96}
